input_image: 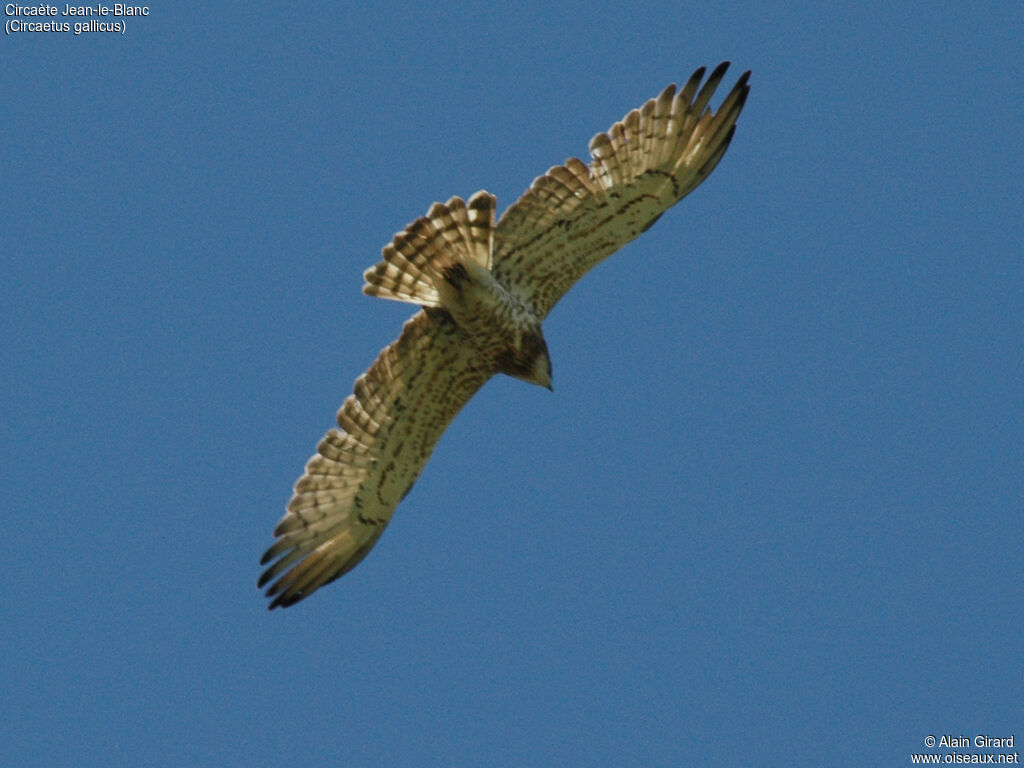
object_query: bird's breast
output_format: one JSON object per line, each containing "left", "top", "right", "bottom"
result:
{"left": 437, "top": 268, "right": 543, "bottom": 374}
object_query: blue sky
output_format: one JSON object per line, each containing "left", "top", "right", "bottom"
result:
{"left": 3, "top": 2, "right": 1021, "bottom": 766}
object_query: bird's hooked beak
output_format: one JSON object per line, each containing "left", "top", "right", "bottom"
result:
{"left": 536, "top": 350, "right": 553, "bottom": 392}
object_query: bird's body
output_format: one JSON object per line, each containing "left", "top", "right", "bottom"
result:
{"left": 260, "top": 63, "right": 750, "bottom": 608}
{"left": 434, "top": 244, "right": 552, "bottom": 389}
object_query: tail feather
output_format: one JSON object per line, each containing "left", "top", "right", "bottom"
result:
{"left": 363, "top": 232, "right": 443, "bottom": 306}
{"left": 363, "top": 191, "right": 496, "bottom": 306}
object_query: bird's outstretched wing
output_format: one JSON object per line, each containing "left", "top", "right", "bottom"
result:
{"left": 259, "top": 309, "right": 491, "bottom": 608}
{"left": 491, "top": 62, "right": 750, "bottom": 319}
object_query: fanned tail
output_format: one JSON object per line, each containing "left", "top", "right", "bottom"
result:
{"left": 363, "top": 191, "right": 496, "bottom": 306}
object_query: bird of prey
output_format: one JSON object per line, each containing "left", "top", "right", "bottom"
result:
{"left": 259, "top": 62, "right": 750, "bottom": 608}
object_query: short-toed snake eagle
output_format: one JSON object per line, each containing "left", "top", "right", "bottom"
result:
{"left": 260, "top": 63, "right": 750, "bottom": 608}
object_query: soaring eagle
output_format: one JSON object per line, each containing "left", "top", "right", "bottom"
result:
{"left": 260, "top": 63, "right": 750, "bottom": 608}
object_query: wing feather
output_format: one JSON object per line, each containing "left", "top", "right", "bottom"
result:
{"left": 492, "top": 63, "right": 750, "bottom": 318}
{"left": 259, "top": 309, "right": 491, "bottom": 608}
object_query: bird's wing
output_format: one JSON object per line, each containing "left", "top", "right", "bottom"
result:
{"left": 491, "top": 62, "right": 750, "bottom": 319}
{"left": 259, "top": 309, "right": 491, "bottom": 608}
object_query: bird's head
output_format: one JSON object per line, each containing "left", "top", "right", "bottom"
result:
{"left": 504, "top": 328, "right": 553, "bottom": 391}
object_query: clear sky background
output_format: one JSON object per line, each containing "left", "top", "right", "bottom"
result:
{"left": 3, "top": 2, "right": 1021, "bottom": 766}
